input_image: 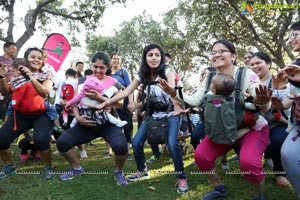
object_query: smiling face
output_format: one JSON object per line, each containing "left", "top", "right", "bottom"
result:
{"left": 250, "top": 56, "right": 270, "bottom": 79}
{"left": 146, "top": 48, "right": 161, "bottom": 69}
{"left": 243, "top": 52, "right": 253, "bottom": 66}
{"left": 27, "top": 50, "right": 43, "bottom": 72}
{"left": 210, "top": 43, "right": 236, "bottom": 69}
{"left": 288, "top": 30, "right": 300, "bottom": 52}
{"left": 111, "top": 54, "right": 122, "bottom": 69}
{"left": 91, "top": 59, "right": 108, "bottom": 80}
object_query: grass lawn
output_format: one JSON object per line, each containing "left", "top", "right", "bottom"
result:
{"left": 0, "top": 123, "right": 295, "bottom": 200}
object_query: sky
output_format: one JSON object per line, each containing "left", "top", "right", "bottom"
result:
{"left": 1, "top": 0, "right": 179, "bottom": 78}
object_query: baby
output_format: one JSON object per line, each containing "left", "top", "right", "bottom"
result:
{"left": 210, "top": 73, "right": 267, "bottom": 131}
{"left": 66, "top": 76, "right": 127, "bottom": 127}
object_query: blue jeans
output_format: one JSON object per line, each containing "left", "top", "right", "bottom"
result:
{"left": 132, "top": 115, "right": 186, "bottom": 179}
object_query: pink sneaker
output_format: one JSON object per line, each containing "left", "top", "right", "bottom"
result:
{"left": 20, "top": 154, "right": 29, "bottom": 162}
{"left": 31, "top": 151, "right": 41, "bottom": 161}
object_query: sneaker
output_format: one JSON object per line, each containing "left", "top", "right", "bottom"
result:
{"left": 53, "top": 150, "right": 61, "bottom": 156}
{"left": 102, "top": 152, "right": 112, "bottom": 158}
{"left": 228, "top": 155, "right": 239, "bottom": 162}
{"left": 253, "top": 195, "right": 266, "bottom": 200}
{"left": 0, "top": 164, "right": 16, "bottom": 179}
{"left": 221, "top": 160, "right": 230, "bottom": 171}
{"left": 20, "top": 153, "right": 29, "bottom": 162}
{"left": 52, "top": 126, "right": 64, "bottom": 133}
{"left": 30, "top": 151, "right": 41, "bottom": 161}
{"left": 43, "top": 165, "right": 55, "bottom": 180}
{"left": 146, "top": 155, "right": 160, "bottom": 163}
{"left": 176, "top": 178, "right": 189, "bottom": 194}
{"left": 127, "top": 171, "right": 150, "bottom": 182}
{"left": 80, "top": 150, "right": 88, "bottom": 159}
{"left": 265, "top": 158, "right": 274, "bottom": 170}
{"left": 201, "top": 186, "right": 228, "bottom": 200}
{"left": 60, "top": 167, "right": 84, "bottom": 181}
{"left": 127, "top": 154, "right": 134, "bottom": 161}
{"left": 114, "top": 171, "right": 128, "bottom": 185}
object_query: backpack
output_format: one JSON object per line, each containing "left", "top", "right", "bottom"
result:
{"left": 203, "top": 67, "right": 250, "bottom": 144}
{"left": 61, "top": 83, "right": 75, "bottom": 101}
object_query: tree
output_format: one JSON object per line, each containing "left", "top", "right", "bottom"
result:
{"left": 164, "top": 0, "right": 300, "bottom": 69}
{"left": 0, "top": 0, "right": 126, "bottom": 54}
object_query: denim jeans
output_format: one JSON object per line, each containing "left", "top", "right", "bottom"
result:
{"left": 132, "top": 114, "right": 186, "bottom": 179}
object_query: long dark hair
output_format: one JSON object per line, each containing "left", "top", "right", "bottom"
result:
{"left": 138, "top": 44, "right": 166, "bottom": 84}
{"left": 23, "top": 47, "right": 44, "bottom": 69}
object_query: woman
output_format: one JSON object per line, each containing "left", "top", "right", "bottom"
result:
{"left": 160, "top": 40, "right": 271, "bottom": 200}
{"left": 0, "top": 47, "right": 54, "bottom": 180}
{"left": 94, "top": 44, "right": 189, "bottom": 194}
{"left": 110, "top": 53, "right": 134, "bottom": 160}
{"left": 55, "top": 51, "right": 129, "bottom": 185}
{"left": 250, "top": 51, "right": 290, "bottom": 186}
{"left": 272, "top": 21, "right": 300, "bottom": 199}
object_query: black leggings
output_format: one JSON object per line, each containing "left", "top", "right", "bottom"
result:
{"left": 0, "top": 112, "right": 52, "bottom": 151}
{"left": 117, "top": 108, "right": 133, "bottom": 143}
{"left": 56, "top": 123, "right": 128, "bottom": 156}
{"left": 18, "top": 139, "right": 38, "bottom": 154}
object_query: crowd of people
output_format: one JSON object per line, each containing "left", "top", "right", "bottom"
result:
{"left": 0, "top": 20, "right": 299, "bottom": 200}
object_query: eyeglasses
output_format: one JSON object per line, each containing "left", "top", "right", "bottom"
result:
{"left": 92, "top": 64, "right": 106, "bottom": 70}
{"left": 289, "top": 32, "right": 300, "bottom": 40}
{"left": 210, "top": 49, "right": 231, "bottom": 56}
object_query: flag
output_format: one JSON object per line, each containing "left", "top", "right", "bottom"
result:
{"left": 42, "top": 33, "right": 71, "bottom": 72}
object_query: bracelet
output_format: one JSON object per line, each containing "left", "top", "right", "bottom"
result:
{"left": 105, "top": 99, "right": 110, "bottom": 105}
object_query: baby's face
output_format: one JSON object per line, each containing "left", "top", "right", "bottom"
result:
{"left": 12, "top": 68, "right": 22, "bottom": 77}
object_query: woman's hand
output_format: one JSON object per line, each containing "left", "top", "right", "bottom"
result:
{"left": 158, "top": 78, "right": 176, "bottom": 97}
{"left": 253, "top": 84, "right": 272, "bottom": 105}
{"left": 127, "top": 102, "right": 136, "bottom": 112}
{"left": 85, "top": 90, "right": 100, "bottom": 100}
{"left": 281, "top": 64, "right": 300, "bottom": 82}
{"left": 173, "top": 108, "right": 190, "bottom": 116}
{"left": 76, "top": 115, "right": 97, "bottom": 127}
{"left": 272, "top": 74, "right": 287, "bottom": 90}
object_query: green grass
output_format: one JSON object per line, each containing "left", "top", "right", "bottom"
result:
{"left": 0, "top": 123, "right": 295, "bottom": 200}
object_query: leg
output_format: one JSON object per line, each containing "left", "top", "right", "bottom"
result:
{"left": 281, "top": 126, "right": 300, "bottom": 198}
{"left": 190, "top": 121, "right": 205, "bottom": 150}
{"left": 131, "top": 121, "right": 148, "bottom": 172}
{"left": 238, "top": 126, "right": 269, "bottom": 198}
{"left": 194, "top": 136, "right": 233, "bottom": 199}
{"left": 102, "top": 124, "right": 128, "bottom": 185}
{"left": 168, "top": 115, "right": 189, "bottom": 194}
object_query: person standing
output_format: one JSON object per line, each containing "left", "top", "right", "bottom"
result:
{"left": 110, "top": 53, "right": 134, "bottom": 160}
{"left": 94, "top": 44, "right": 189, "bottom": 194}
{"left": 75, "top": 61, "right": 84, "bottom": 78}
{"left": 0, "top": 42, "right": 17, "bottom": 120}
{"left": 0, "top": 47, "right": 54, "bottom": 180}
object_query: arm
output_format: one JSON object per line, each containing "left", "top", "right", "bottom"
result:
{"left": 31, "top": 78, "right": 52, "bottom": 98}
{"left": 0, "top": 63, "right": 10, "bottom": 94}
{"left": 98, "top": 78, "right": 140, "bottom": 109}
{"left": 0, "top": 78, "right": 10, "bottom": 94}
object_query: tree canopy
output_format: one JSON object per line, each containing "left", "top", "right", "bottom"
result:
{"left": 0, "top": 0, "right": 126, "bottom": 54}
{"left": 87, "top": 0, "right": 300, "bottom": 85}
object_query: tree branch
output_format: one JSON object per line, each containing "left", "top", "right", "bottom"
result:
{"left": 40, "top": 8, "right": 91, "bottom": 21}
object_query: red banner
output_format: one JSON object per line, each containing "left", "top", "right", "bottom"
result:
{"left": 42, "top": 33, "right": 71, "bottom": 72}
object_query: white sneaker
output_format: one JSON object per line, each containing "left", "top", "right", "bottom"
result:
{"left": 80, "top": 150, "right": 88, "bottom": 159}
{"left": 53, "top": 150, "right": 60, "bottom": 156}
{"left": 265, "top": 158, "right": 274, "bottom": 170}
